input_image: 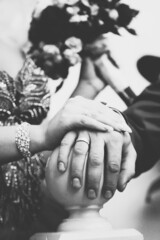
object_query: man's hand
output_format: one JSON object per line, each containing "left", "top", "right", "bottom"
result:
{"left": 57, "top": 129, "right": 136, "bottom": 201}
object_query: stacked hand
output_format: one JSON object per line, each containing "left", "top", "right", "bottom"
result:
{"left": 43, "top": 38, "right": 136, "bottom": 202}
{"left": 51, "top": 47, "right": 136, "bottom": 202}
{"left": 55, "top": 108, "right": 136, "bottom": 201}
{"left": 42, "top": 96, "right": 131, "bottom": 151}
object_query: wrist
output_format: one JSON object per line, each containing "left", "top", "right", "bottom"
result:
{"left": 86, "top": 77, "right": 105, "bottom": 93}
{"left": 38, "top": 113, "right": 65, "bottom": 151}
{"left": 30, "top": 124, "right": 47, "bottom": 154}
{"left": 77, "top": 79, "right": 105, "bottom": 98}
{"left": 79, "top": 57, "right": 106, "bottom": 95}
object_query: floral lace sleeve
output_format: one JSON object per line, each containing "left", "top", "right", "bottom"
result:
{"left": 16, "top": 57, "right": 51, "bottom": 125}
{"left": 0, "top": 57, "right": 52, "bottom": 125}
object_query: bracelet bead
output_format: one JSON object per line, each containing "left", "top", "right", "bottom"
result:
{"left": 15, "top": 122, "right": 31, "bottom": 158}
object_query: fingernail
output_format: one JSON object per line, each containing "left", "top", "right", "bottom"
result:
{"left": 72, "top": 178, "right": 81, "bottom": 189}
{"left": 87, "top": 189, "right": 97, "bottom": 199}
{"left": 127, "top": 126, "right": 132, "bottom": 133}
{"left": 122, "top": 125, "right": 132, "bottom": 133}
{"left": 122, "top": 183, "right": 127, "bottom": 191}
{"left": 104, "top": 190, "right": 112, "bottom": 199}
{"left": 105, "top": 126, "right": 114, "bottom": 132}
{"left": 58, "top": 162, "right": 66, "bottom": 172}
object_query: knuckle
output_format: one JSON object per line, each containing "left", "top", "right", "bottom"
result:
{"left": 74, "top": 96, "right": 84, "bottom": 103}
{"left": 60, "top": 139, "right": 69, "bottom": 147}
{"left": 64, "top": 101, "right": 71, "bottom": 110}
{"left": 83, "top": 110, "right": 92, "bottom": 118}
{"left": 114, "top": 132, "right": 123, "bottom": 142}
{"left": 109, "top": 131, "right": 122, "bottom": 144}
{"left": 64, "top": 98, "right": 76, "bottom": 111}
{"left": 108, "top": 162, "right": 120, "bottom": 173}
{"left": 90, "top": 154, "right": 102, "bottom": 168}
{"left": 75, "top": 142, "right": 88, "bottom": 152}
{"left": 68, "top": 97, "right": 75, "bottom": 104}
{"left": 80, "top": 118, "right": 87, "bottom": 126}
{"left": 74, "top": 144, "right": 86, "bottom": 155}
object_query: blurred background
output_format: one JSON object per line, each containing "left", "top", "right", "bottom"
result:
{"left": 0, "top": 0, "right": 160, "bottom": 239}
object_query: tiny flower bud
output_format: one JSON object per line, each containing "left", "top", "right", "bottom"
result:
{"left": 109, "top": 9, "right": 119, "bottom": 21}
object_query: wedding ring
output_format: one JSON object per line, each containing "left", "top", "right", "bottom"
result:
{"left": 76, "top": 137, "right": 89, "bottom": 145}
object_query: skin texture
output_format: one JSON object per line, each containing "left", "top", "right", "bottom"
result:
{"left": 0, "top": 96, "right": 130, "bottom": 165}
{"left": 57, "top": 129, "right": 136, "bottom": 201}
{"left": 56, "top": 56, "right": 136, "bottom": 201}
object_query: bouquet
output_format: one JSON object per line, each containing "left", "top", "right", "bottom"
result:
{"left": 28, "top": 0, "right": 139, "bottom": 80}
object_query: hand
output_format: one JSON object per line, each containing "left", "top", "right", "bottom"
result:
{"left": 84, "top": 36, "right": 129, "bottom": 93}
{"left": 94, "top": 54, "right": 129, "bottom": 93}
{"left": 72, "top": 57, "right": 106, "bottom": 99}
{"left": 79, "top": 57, "right": 106, "bottom": 93}
{"left": 83, "top": 36, "right": 123, "bottom": 91}
{"left": 57, "top": 129, "right": 136, "bottom": 201}
{"left": 41, "top": 96, "right": 131, "bottom": 151}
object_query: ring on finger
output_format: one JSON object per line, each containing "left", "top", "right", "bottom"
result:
{"left": 76, "top": 137, "right": 89, "bottom": 145}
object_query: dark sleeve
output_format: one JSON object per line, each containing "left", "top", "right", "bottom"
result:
{"left": 123, "top": 79, "right": 160, "bottom": 176}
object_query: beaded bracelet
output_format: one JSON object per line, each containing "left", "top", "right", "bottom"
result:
{"left": 15, "top": 122, "right": 31, "bottom": 158}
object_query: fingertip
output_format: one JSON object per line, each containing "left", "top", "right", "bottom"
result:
{"left": 72, "top": 177, "right": 81, "bottom": 189}
{"left": 104, "top": 190, "right": 113, "bottom": 200}
{"left": 117, "top": 125, "right": 132, "bottom": 133}
{"left": 118, "top": 183, "right": 127, "bottom": 192}
{"left": 106, "top": 126, "right": 114, "bottom": 132}
{"left": 123, "top": 126, "right": 132, "bottom": 133}
{"left": 87, "top": 189, "right": 97, "bottom": 199}
{"left": 103, "top": 125, "right": 114, "bottom": 132}
{"left": 57, "top": 161, "right": 66, "bottom": 173}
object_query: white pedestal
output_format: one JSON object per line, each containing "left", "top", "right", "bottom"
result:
{"left": 30, "top": 229, "right": 143, "bottom": 240}
{"left": 30, "top": 207, "right": 143, "bottom": 240}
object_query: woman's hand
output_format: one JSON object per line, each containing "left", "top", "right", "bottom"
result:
{"left": 41, "top": 96, "right": 131, "bottom": 151}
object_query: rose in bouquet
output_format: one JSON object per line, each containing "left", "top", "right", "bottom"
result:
{"left": 28, "top": 0, "right": 138, "bottom": 80}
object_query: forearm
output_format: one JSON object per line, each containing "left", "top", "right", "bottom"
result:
{"left": 0, "top": 124, "right": 46, "bottom": 165}
{"left": 72, "top": 57, "right": 105, "bottom": 99}
{"left": 72, "top": 80, "right": 103, "bottom": 99}
{"left": 1, "top": 95, "right": 128, "bottom": 165}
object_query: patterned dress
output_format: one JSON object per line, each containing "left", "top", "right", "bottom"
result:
{"left": 0, "top": 57, "right": 67, "bottom": 240}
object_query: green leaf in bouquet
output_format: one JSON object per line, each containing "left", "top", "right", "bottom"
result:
{"left": 117, "top": 4, "right": 139, "bottom": 27}
{"left": 126, "top": 28, "right": 137, "bottom": 35}
{"left": 111, "top": 26, "right": 121, "bottom": 35}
